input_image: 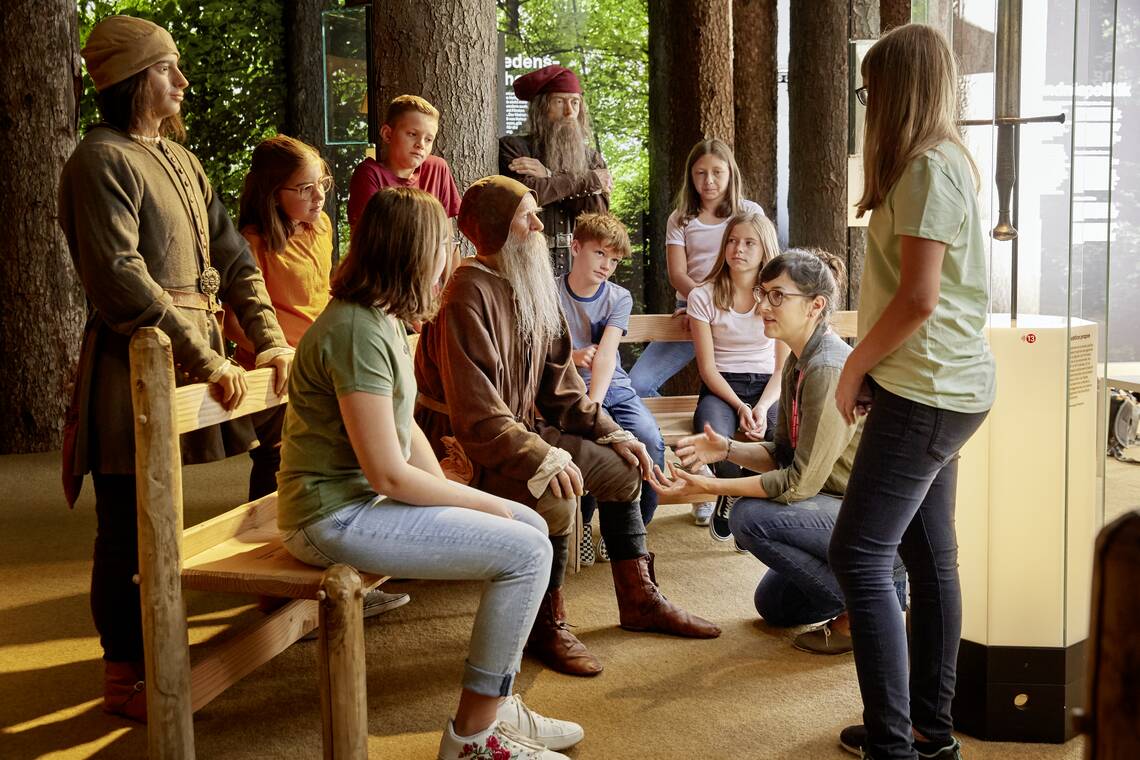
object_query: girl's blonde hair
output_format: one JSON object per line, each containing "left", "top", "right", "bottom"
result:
{"left": 705, "top": 212, "right": 779, "bottom": 313}
{"left": 673, "top": 138, "right": 744, "bottom": 224}
{"left": 855, "top": 23, "right": 980, "bottom": 217}
{"left": 331, "top": 187, "right": 448, "bottom": 323}
{"left": 239, "top": 135, "right": 331, "bottom": 253}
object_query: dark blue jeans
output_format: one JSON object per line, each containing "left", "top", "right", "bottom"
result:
{"left": 581, "top": 393, "right": 665, "bottom": 526}
{"left": 694, "top": 372, "right": 778, "bottom": 478}
{"left": 829, "top": 380, "right": 988, "bottom": 760}
{"left": 731, "top": 494, "right": 905, "bottom": 627}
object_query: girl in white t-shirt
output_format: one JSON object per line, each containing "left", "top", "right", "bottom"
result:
{"left": 688, "top": 212, "right": 787, "bottom": 482}
{"left": 628, "top": 139, "right": 764, "bottom": 398}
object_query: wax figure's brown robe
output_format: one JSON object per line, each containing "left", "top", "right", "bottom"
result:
{"left": 59, "top": 126, "right": 287, "bottom": 494}
{"left": 414, "top": 263, "right": 639, "bottom": 523}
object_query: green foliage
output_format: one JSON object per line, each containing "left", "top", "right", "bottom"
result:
{"left": 77, "top": 0, "right": 285, "bottom": 214}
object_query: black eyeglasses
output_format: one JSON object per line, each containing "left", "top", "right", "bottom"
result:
{"left": 855, "top": 86, "right": 869, "bottom": 106}
{"left": 753, "top": 285, "right": 813, "bottom": 308}
{"left": 281, "top": 175, "right": 334, "bottom": 201}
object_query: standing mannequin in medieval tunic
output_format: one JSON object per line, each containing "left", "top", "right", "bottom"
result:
{"left": 58, "top": 16, "right": 292, "bottom": 722}
{"left": 414, "top": 175, "right": 720, "bottom": 679}
{"left": 498, "top": 65, "right": 611, "bottom": 276}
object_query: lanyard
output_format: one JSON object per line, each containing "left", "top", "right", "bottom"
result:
{"left": 790, "top": 370, "right": 805, "bottom": 449}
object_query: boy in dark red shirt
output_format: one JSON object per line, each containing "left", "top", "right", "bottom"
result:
{"left": 348, "top": 95, "right": 462, "bottom": 274}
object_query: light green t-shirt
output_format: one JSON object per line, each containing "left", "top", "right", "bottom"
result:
{"left": 277, "top": 298, "right": 415, "bottom": 531}
{"left": 859, "top": 141, "right": 996, "bottom": 413}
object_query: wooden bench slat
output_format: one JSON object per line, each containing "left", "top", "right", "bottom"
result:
{"left": 183, "top": 535, "right": 386, "bottom": 599}
{"left": 620, "top": 310, "right": 857, "bottom": 342}
{"left": 183, "top": 494, "right": 279, "bottom": 561}
{"left": 175, "top": 366, "right": 286, "bottom": 435}
{"left": 190, "top": 599, "right": 319, "bottom": 712}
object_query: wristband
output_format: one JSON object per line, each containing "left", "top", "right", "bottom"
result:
{"left": 738, "top": 402, "right": 752, "bottom": 415}
{"left": 724, "top": 437, "right": 733, "bottom": 462}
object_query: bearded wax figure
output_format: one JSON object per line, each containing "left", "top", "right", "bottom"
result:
{"left": 414, "top": 176, "right": 720, "bottom": 677}
{"left": 57, "top": 16, "right": 294, "bottom": 721}
{"left": 498, "top": 65, "right": 611, "bottom": 276}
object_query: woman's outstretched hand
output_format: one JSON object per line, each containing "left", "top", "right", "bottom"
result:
{"left": 674, "top": 423, "right": 729, "bottom": 469}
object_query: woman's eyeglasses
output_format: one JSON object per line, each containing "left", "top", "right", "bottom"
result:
{"left": 855, "top": 87, "right": 869, "bottom": 106}
{"left": 281, "top": 175, "right": 334, "bottom": 201}
{"left": 753, "top": 286, "right": 813, "bottom": 308}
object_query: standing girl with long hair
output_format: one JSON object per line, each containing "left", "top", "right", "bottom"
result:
{"left": 687, "top": 212, "right": 786, "bottom": 530}
{"left": 829, "top": 24, "right": 995, "bottom": 760}
{"left": 278, "top": 187, "right": 581, "bottom": 759}
{"left": 628, "top": 138, "right": 765, "bottom": 399}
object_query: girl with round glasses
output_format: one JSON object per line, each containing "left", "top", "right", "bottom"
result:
{"left": 224, "top": 134, "right": 335, "bottom": 501}
{"left": 653, "top": 250, "right": 906, "bottom": 653}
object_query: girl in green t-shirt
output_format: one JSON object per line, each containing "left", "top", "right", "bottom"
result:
{"left": 278, "top": 187, "right": 580, "bottom": 759}
{"left": 829, "top": 24, "right": 995, "bottom": 760}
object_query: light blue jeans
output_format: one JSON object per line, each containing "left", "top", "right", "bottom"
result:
{"left": 629, "top": 339, "right": 696, "bottom": 398}
{"left": 629, "top": 299, "right": 695, "bottom": 398}
{"left": 282, "top": 497, "right": 552, "bottom": 697}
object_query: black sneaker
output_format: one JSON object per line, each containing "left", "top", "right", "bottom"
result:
{"left": 839, "top": 725, "right": 962, "bottom": 759}
{"left": 709, "top": 494, "right": 737, "bottom": 542}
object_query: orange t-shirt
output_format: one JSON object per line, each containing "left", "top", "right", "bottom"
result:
{"left": 225, "top": 212, "right": 333, "bottom": 368}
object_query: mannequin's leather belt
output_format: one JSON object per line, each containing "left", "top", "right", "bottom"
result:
{"left": 165, "top": 288, "right": 220, "bottom": 313}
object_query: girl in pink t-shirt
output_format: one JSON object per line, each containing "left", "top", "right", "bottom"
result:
{"left": 628, "top": 139, "right": 764, "bottom": 399}
{"left": 688, "top": 212, "right": 787, "bottom": 481}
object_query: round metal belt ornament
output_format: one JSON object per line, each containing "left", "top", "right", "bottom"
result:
{"left": 199, "top": 266, "right": 221, "bottom": 296}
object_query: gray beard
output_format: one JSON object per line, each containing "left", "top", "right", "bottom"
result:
{"left": 536, "top": 118, "right": 590, "bottom": 176}
{"left": 498, "top": 232, "right": 565, "bottom": 349}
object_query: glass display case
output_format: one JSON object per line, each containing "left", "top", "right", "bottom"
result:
{"left": 901, "top": 0, "right": 1135, "bottom": 743}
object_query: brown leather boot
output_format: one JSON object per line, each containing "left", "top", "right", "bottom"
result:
{"left": 611, "top": 553, "right": 721, "bottom": 638}
{"left": 525, "top": 588, "right": 603, "bottom": 676}
{"left": 103, "top": 660, "right": 147, "bottom": 722}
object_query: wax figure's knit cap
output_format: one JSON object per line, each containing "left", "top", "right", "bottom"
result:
{"left": 458, "top": 175, "right": 535, "bottom": 255}
{"left": 512, "top": 65, "right": 582, "bottom": 101}
{"left": 82, "top": 15, "right": 179, "bottom": 92}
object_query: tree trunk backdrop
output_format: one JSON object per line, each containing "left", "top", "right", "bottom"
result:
{"left": 0, "top": 1, "right": 85, "bottom": 453}
{"left": 371, "top": 0, "right": 497, "bottom": 191}
{"left": 880, "top": 0, "right": 912, "bottom": 32}
{"left": 846, "top": 0, "right": 880, "bottom": 309}
{"left": 646, "top": 0, "right": 734, "bottom": 317}
{"left": 788, "top": 0, "right": 848, "bottom": 286}
{"left": 732, "top": 0, "right": 778, "bottom": 220}
{"left": 285, "top": 0, "right": 340, "bottom": 259}
{"left": 647, "top": 0, "right": 734, "bottom": 395}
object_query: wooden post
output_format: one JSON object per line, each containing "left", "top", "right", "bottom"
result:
{"left": 130, "top": 327, "right": 195, "bottom": 759}
{"left": 318, "top": 565, "right": 367, "bottom": 760}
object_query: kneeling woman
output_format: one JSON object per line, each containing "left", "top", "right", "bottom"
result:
{"left": 278, "top": 188, "right": 579, "bottom": 759}
{"left": 653, "top": 249, "right": 904, "bottom": 654}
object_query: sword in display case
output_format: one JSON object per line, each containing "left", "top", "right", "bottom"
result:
{"left": 957, "top": 0, "right": 1064, "bottom": 323}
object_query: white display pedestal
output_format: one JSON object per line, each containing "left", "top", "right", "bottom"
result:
{"left": 952, "top": 314, "right": 1098, "bottom": 742}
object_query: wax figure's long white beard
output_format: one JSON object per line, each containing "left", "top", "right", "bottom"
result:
{"left": 499, "top": 232, "right": 565, "bottom": 349}
{"left": 535, "top": 117, "right": 591, "bottom": 176}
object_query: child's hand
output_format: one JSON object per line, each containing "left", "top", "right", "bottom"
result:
{"left": 670, "top": 306, "right": 690, "bottom": 333}
{"left": 744, "top": 405, "right": 769, "bottom": 441}
{"left": 737, "top": 403, "right": 760, "bottom": 436}
{"left": 572, "top": 345, "right": 597, "bottom": 369}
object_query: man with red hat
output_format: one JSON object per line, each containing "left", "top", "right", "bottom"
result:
{"left": 415, "top": 175, "right": 720, "bottom": 679}
{"left": 499, "top": 64, "right": 612, "bottom": 276}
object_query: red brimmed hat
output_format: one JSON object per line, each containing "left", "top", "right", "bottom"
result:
{"left": 512, "top": 65, "right": 582, "bottom": 101}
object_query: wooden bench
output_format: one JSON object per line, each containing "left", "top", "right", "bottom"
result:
{"left": 131, "top": 327, "right": 384, "bottom": 759}
{"left": 622, "top": 311, "right": 858, "bottom": 505}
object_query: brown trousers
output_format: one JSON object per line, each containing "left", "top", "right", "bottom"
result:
{"left": 475, "top": 422, "right": 641, "bottom": 537}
